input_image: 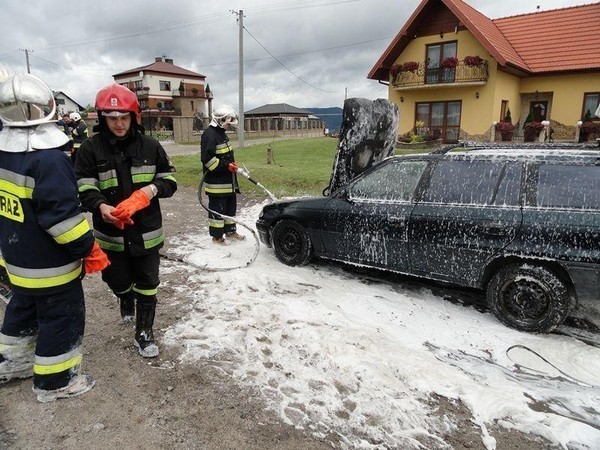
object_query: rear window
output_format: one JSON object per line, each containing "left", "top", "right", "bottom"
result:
{"left": 423, "top": 160, "right": 520, "bottom": 206}
{"left": 537, "top": 164, "right": 600, "bottom": 210}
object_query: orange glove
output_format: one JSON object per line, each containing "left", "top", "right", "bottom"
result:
{"left": 228, "top": 162, "right": 238, "bottom": 173}
{"left": 112, "top": 190, "right": 151, "bottom": 221}
{"left": 84, "top": 242, "right": 110, "bottom": 274}
{"left": 112, "top": 217, "right": 134, "bottom": 229}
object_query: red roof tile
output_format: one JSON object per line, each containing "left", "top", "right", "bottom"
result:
{"left": 494, "top": 3, "right": 600, "bottom": 73}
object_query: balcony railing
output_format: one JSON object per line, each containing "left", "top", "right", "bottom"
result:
{"left": 392, "top": 60, "right": 488, "bottom": 89}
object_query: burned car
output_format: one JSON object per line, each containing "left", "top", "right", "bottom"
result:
{"left": 256, "top": 147, "right": 600, "bottom": 333}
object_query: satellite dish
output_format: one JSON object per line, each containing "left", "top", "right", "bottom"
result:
{"left": 139, "top": 71, "right": 144, "bottom": 77}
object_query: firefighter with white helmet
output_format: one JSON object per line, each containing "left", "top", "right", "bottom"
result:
{"left": 200, "top": 104, "right": 245, "bottom": 244}
{"left": 0, "top": 73, "right": 109, "bottom": 401}
{"left": 74, "top": 84, "right": 177, "bottom": 358}
{"left": 68, "top": 111, "right": 88, "bottom": 165}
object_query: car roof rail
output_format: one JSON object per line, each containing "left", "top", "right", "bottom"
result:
{"left": 430, "top": 141, "right": 600, "bottom": 155}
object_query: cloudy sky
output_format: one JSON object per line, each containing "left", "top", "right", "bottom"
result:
{"left": 0, "top": 0, "right": 592, "bottom": 112}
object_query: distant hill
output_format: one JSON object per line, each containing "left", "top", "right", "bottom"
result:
{"left": 305, "top": 107, "right": 343, "bottom": 134}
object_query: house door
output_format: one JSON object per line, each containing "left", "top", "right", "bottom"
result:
{"left": 416, "top": 101, "right": 462, "bottom": 143}
{"left": 530, "top": 101, "right": 547, "bottom": 122}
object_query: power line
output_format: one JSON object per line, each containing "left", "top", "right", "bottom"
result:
{"left": 243, "top": 25, "right": 335, "bottom": 93}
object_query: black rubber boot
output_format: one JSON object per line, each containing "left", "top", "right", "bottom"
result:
{"left": 134, "top": 297, "right": 159, "bottom": 358}
{"left": 119, "top": 292, "right": 135, "bottom": 323}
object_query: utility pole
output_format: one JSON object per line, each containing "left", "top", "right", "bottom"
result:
{"left": 20, "top": 49, "right": 32, "bottom": 73}
{"left": 232, "top": 9, "right": 245, "bottom": 148}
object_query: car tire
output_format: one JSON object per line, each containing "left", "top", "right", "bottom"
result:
{"left": 487, "top": 264, "right": 570, "bottom": 333}
{"left": 271, "top": 220, "right": 313, "bottom": 266}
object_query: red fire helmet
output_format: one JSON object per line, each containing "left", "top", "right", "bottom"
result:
{"left": 95, "top": 84, "right": 140, "bottom": 123}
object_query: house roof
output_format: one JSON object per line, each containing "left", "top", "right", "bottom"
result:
{"left": 52, "top": 91, "right": 84, "bottom": 110}
{"left": 245, "top": 103, "right": 313, "bottom": 116}
{"left": 113, "top": 60, "right": 205, "bottom": 79}
{"left": 368, "top": 0, "right": 600, "bottom": 80}
{"left": 494, "top": 2, "right": 600, "bottom": 73}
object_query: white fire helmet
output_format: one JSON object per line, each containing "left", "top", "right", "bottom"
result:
{"left": 0, "top": 73, "right": 56, "bottom": 127}
{"left": 211, "top": 104, "right": 238, "bottom": 128}
{"left": 69, "top": 112, "right": 82, "bottom": 122}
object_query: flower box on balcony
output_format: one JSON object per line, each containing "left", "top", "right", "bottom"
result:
{"left": 463, "top": 55, "right": 484, "bottom": 67}
{"left": 441, "top": 57, "right": 459, "bottom": 69}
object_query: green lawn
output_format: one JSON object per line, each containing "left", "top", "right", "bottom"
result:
{"left": 171, "top": 137, "right": 425, "bottom": 199}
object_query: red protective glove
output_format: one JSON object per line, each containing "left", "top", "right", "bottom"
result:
{"left": 112, "top": 190, "right": 151, "bottom": 221}
{"left": 228, "top": 162, "right": 238, "bottom": 173}
{"left": 112, "top": 217, "right": 134, "bottom": 229}
{"left": 84, "top": 242, "right": 110, "bottom": 274}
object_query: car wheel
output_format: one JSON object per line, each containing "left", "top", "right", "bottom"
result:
{"left": 487, "top": 264, "right": 570, "bottom": 333}
{"left": 271, "top": 219, "right": 313, "bottom": 266}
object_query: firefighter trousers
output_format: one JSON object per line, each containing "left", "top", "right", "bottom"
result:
{"left": 101, "top": 252, "right": 160, "bottom": 300}
{"left": 0, "top": 282, "right": 86, "bottom": 390}
{"left": 207, "top": 195, "right": 237, "bottom": 238}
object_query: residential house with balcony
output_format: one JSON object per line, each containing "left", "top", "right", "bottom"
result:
{"left": 368, "top": 0, "right": 600, "bottom": 143}
{"left": 53, "top": 91, "right": 84, "bottom": 116}
{"left": 113, "top": 56, "right": 208, "bottom": 131}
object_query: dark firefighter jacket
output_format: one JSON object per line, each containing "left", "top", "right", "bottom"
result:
{"left": 71, "top": 121, "right": 88, "bottom": 149}
{"left": 200, "top": 125, "right": 239, "bottom": 197}
{"left": 0, "top": 146, "right": 95, "bottom": 294}
{"left": 75, "top": 130, "right": 177, "bottom": 257}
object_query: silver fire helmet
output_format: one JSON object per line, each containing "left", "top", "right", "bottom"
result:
{"left": 0, "top": 73, "right": 56, "bottom": 127}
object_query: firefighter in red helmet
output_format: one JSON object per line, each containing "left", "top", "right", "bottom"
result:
{"left": 74, "top": 84, "right": 177, "bottom": 358}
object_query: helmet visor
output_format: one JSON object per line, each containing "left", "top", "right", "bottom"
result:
{"left": 0, "top": 74, "right": 55, "bottom": 126}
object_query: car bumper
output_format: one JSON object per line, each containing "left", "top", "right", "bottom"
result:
{"left": 255, "top": 219, "right": 272, "bottom": 248}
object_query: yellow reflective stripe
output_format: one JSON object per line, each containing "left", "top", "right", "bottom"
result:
{"left": 115, "top": 284, "right": 133, "bottom": 295}
{"left": 33, "top": 354, "right": 82, "bottom": 375}
{"left": 54, "top": 219, "right": 91, "bottom": 244}
{"left": 132, "top": 286, "right": 158, "bottom": 296}
{"left": 132, "top": 174, "right": 155, "bottom": 183}
{"left": 206, "top": 157, "right": 219, "bottom": 171}
{"left": 7, "top": 263, "right": 82, "bottom": 289}
{"left": 205, "top": 187, "right": 234, "bottom": 194}
{"left": 215, "top": 143, "right": 231, "bottom": 155}
{"left": 208, "top": 219, "right": 224, "bottom": 228}
{"left": 99, "top": 178, "right": 119, "bottom": 190}
{"left": 96, "top": 238, "right": 124, "bottom": 252}
{"left": 0, "top": 180, "right": 33, "bottom": 199}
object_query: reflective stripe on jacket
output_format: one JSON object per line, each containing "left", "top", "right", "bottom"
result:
{"left": 0, "top": 147, "right": 94, "bottom": 294}
{"left": 200, "top": 125, "right": 239, "bottom": 197}
{"left": 75, "top": 130, "right": 177, "bottom": 257}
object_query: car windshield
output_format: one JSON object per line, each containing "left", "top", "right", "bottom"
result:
{"left": 348, "top": 160, "right": 428, "bottom": 201}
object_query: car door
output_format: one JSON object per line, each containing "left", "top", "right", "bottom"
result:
{"left": 320, "top": 159, "right": 428, "bottom": 271}
{"left": 408, "top": 158, "right": 523, "bottom": 287}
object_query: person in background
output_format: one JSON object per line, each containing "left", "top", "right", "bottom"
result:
{"left": 56, "top": 112, "right": 74, "bottom": 158}
{"left": 200, "top": 104, "right": 245, "bottom": 244}
{"left": 69, "top": 112, "right": 88, "bottom": 165}
{"left": 75, "top": 84, "right": 177, "bottom": 358}
{"left": 0, "top": 73, "right": 108, "bottom": 402}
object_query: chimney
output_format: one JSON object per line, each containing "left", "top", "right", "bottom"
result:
{"left": 165, "top": 58, "right": 173, "bottom": 64}
{"left": 155, "top": 56, "right": 162, "bottom": 62}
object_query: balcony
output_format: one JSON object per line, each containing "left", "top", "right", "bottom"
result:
{"left": 392, "top": 60, "right": 488, "bottom": 90}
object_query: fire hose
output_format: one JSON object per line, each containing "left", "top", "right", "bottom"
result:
{"left": 159, "top": 164, "right": 277, "bottom": 272}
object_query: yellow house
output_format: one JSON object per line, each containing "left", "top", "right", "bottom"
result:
{"left": 368, "top": 0, "right": 600, "bottom": 143}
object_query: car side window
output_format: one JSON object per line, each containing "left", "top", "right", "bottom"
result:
{"left": 349, "top": 161, "right": 428, "bottom": 201}
{"left": 493, "top": 162, "right": 522, "bottom": 206}
{"left": 537, "top": 164, "right": 600, "bottom": 210}
{"left": 422, "top": 160, "right": 506, "bottom": 205}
